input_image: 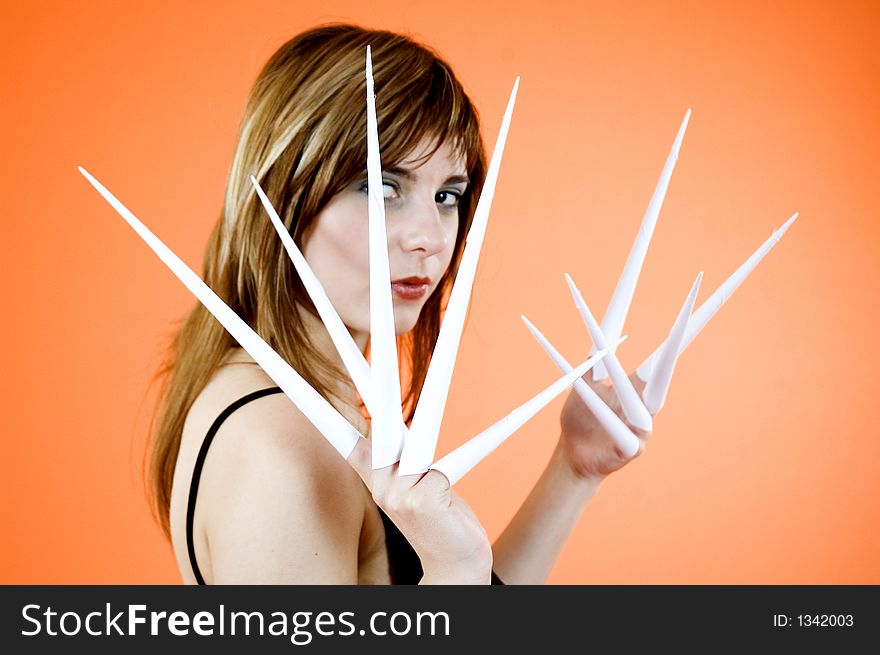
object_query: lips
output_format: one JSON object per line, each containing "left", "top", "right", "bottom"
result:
{"left": 390, "top": 276, "right": 431, "bottom": 301}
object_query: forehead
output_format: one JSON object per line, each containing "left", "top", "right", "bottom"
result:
{"left": 396, "top": 139, "right": 467, "bottom": 175}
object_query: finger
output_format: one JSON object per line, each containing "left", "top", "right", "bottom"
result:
{"left": 565, "top": 273, "right": 652, "bottom": 431}
{"left": 79, "top": 166, "right": 363, "bottom": 459}
{"left": 252, "top": 176, "right": 384, "bottom": 426}
{"left": 592, "top": 108, "right": 691, "bottom": 381}
{"left": 431, "top": 347, "right": 611, "bottom": 485}
{"left": 521, "top": 315, "right": 640, "bottom": 457}
{"left": 365, "top": 46, "right": 406, "bottom": 470}
{"left": 346, "top": 436, "right": 374, "bottom": 490}
{"left": 399, "top": 77, "right": 520, "bottom": 476}
{"left": 414, "top": 468, "right": 452, "bottom": 498}
{"left": 636, "top": 212, "right": 798, "bottom": 381}
{"left": 349, "top": 437, "right": 429, "bottom": 508}
{"left": 642, "top": 271, "right": 702, "bottom": 414}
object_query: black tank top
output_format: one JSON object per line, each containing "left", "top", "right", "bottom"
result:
{"left": 186, "top": 387, "right": 504, "bottom": 584}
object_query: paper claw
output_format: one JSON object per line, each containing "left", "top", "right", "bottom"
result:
{"left": 366, "top": 46, "right": 406, "bottom": 469}
{"left": 565, "top": 273, "right": 652, "bottom": 432}
{"left": 642, "top": 271, "right": 702, "bottom": 414}
{"left": 251, "top": 176, "right": 379, "bottom": 417}
{"left": 521, "top": 315, "right": 640, "bottom": 458}
{"left": 79, "top": 166, "right": 362, "bottom": 458}
{"left": 430, "top": 345, "right": 612, "bottom": 485}
{"left": 636, "top": 213, "right": 797, "bottom": 382}
{"left": 593, "top": 108, "right": 691, "bottom": 381}
{"left": 398, "top": 76, "right": 520, "bottom": 476}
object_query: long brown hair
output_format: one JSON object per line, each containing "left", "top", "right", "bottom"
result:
{"left": 148, "top": 25, "right": 487, "bottom": 538}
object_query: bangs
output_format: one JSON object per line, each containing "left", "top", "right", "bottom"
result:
{"left": 256, "top": 27, "right": 487, "bottom": 245}
{"left": 374, "top": 57, "right": 483, "bottom": 177}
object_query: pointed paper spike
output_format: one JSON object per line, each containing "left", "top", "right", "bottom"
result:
{"left": 521, "top": 315, "right": 640, "bottom": 457}
{"left": 366, "top": 46, "right": 405, "bottom": 469}
{"left": 251, "top": 176, "right": 377, "bottom": 411}
{"left": 642, "top": 272, "right": 703, "bottom": 414}
{"left": 636, "top": 212, "right": 798, "bottom": 381}
{"left": 254, "top": 176, "right": 409, "bottom": 442}
{"left": 565, "top": 273, "right": 652, "bottom": 431}
{"left": 79, "top": 166, "right": 362, "bottom": 457}
{"left": 430, "top": 346, "right": 611, "bottom": 485}
{"left": 398, "top": 77, "right": 520, "bottom": 476}
{"left": 593, "top": 108, "right": 691, "bottom": 380}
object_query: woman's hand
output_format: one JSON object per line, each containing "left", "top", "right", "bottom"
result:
{"left": 558, "top": 371, "right": 652, "bottom": 484}
{"left": 346, "top": 437, "right": 493, "bottom": 584}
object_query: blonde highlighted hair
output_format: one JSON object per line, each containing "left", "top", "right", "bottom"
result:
{"left": 148, "top": 25, "right": 487, "bottom": 537}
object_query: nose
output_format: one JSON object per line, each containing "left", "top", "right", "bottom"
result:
{"left": 396, "top": 196, "right": 449, "bottom": 257}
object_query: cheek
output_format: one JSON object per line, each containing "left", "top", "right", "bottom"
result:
{"left": 302, "top": 211, "right": 370, "bottom": 306}
{"left": 439, "top": 219, "right": 460, "bottom": 273}
{"left": 337, "top": 222, "right": 370, "bottom": 277}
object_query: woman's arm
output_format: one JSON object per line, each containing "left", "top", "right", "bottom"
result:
{"left": 491, "top": 442, "right": 603, "bottom": 584}
{"left": 199, "top": 394, "right": 493, "bottom": 584}
{"left": 491, "top": 374, "right": 648, "bottom": 584}
{"left": 201, "top": 402, "right": 365, "bottom": 584}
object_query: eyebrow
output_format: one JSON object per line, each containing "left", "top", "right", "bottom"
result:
{"left": 384, "top": 166, "right": 470, "bottom": 186}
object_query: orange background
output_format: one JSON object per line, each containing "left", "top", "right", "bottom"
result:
{"left": 2, "top": 0, "right": 878, "bottom": 584}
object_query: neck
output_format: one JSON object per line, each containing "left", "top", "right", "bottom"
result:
{"left": 295, "top": 303, "right": 366, "bottom": 405}
{"left": 223, "top": 304, "right": 366, "bottom": 412}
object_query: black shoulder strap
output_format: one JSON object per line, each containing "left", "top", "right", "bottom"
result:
{"left": 185, "top": 385, "right": 507, "bottom": 586}
{"left": 186, "top": 386, "right": 283, "bottom": 584}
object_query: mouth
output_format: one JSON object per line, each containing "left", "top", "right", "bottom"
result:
{"left": 390, "top": 276, "right": 431, "bottom": 301}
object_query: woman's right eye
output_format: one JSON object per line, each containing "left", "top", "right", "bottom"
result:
{"left": 358, "top": 180, "right": 399, "bottom": 199}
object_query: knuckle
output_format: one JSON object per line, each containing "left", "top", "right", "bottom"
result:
{"left": 385, "top": 486, "right": 411, "bottom": 515}
{"left": 422, "top": 469, "right": 451, "bottom": 493}
{"left": 402, "top": 492, "right": 425, "bottom": 515}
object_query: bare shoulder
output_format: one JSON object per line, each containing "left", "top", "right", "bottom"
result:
{"left": 170, "top": 350, "right": 370, "bottom": 584}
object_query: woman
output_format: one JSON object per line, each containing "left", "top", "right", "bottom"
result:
{"left": 149, "top": 24, "right": 649, "bottom": 585}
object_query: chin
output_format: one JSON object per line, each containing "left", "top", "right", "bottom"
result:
{"left": 394, "top": 316, "right": 420, "bottom": 335}
{"left": 392, "top": 305, "right": 422, "bottom": 335}
{"left": 352, "top": 303, "right": 423, "bottom": 336}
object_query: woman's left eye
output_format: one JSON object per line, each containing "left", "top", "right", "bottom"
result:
{"left": 435, "top": 190, "right": 461, "bottom": 208}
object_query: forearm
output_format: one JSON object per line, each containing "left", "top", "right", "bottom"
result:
{"left": 419, "top": 571, "right": 492, "bottom": 585}
{"left": 491, "top": 438, "right": 604, "bottom": 584}
{"left": 418, "top": 547, "right": 494, "bottom": 585}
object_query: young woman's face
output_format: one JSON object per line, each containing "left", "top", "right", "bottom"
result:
{"left": 301, "top": 140, "right": 468, "bottom": 344}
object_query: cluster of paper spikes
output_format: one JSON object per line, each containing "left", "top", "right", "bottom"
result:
{"left": 79, "top": 47, "right": 795, "bottom": 485}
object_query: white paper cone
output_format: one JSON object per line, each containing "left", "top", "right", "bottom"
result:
{"left": 398, "top": 77, "right": 520, "bottom": 475}
{"left": 642, "top": 271, "right": 702, "bottom": 414}
{"left": 79, "top": 166, "right": 362, "bottom": 458}
{"left": 636, "top": 213, "right": 797, "bottom": 381}
{"left": 251, "top": 177, "right": 376, "bottom": 413}
{"left": 431, "top": 347, "right": 610, "bottom": 485}
{"left": 594, "top": 109, "right": 691, "bottom": 380}
{"left": 365, "top": 47, "right": 406, "bottom": 469}
{"left": 521, "top": 316, "right": 640, "bottom": 457}
{"left": 565, "top": 273, "right": 652, "bottom": 431}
